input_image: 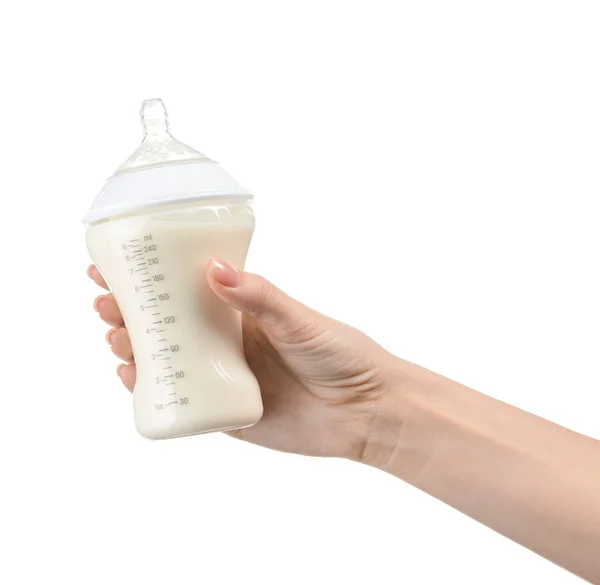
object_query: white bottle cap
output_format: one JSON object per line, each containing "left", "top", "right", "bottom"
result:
{"left": 83, "top": 99, "right": 252, "bottom": 225}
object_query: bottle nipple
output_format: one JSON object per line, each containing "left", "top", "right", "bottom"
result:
{"left": 114, "top": 98, "right": 210, "bottom": 174}
{"left": 141, "top": 98, "right": 170, "bottom": 139}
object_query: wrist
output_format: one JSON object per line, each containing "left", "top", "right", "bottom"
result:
{"left": 358, "top": 355, "right": 431, "bottom": 472}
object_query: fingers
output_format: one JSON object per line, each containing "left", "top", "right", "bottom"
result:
{"left": 94, "top": 294, "right": 124, "bottom": 327}
{"left": 87, "top": 264, "right": 109, "bottom": 291}
{"left": 107, "top": 328, "right": 134, "bottom": 363}
{"left": 90, "top": 264, "right": 121, "bottom": 325}
{"left": 88, "top": 265, "right": 134, "bottom": 392}
{"left": 108, "top": 327, "right": 135, "bottom": 392}
{"left": 206, "top": 259, "right": 300, "bottom": 328}
{"left": 117, "top": 364, "right": 136, "bottom": 392}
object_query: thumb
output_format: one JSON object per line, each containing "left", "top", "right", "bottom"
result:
{"left": 206, "top": 258, "right": 304, "bottom": 330}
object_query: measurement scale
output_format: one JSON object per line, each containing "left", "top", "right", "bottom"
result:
{"left": 122, "top": 232, "right": 188, "bottom": 411}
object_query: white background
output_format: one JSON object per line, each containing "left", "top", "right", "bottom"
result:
{"left": 1, "top": 1, "right": 598, "bottom": 583}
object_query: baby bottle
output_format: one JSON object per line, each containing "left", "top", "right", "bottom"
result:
{"left": 84, "top": 99, "right": 263, "bottom": 439}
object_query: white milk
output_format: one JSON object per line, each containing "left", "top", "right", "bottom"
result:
{"left": 87, "top": 199, "right": 263, "bottom": 439}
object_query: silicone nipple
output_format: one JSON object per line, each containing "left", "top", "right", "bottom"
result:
{"left": 116, "top": 98, "right": 210, "bottom": 174}
{"left": 141, "top": 98, "right": 171, "bottom": 139}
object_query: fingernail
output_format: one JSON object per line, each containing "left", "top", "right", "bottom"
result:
{"left": 210, "top": 259, "right": 241, "bottom": 288}
{"left": 94, "top": 296, "right": 105, "bottom": 312}
{"left": 106, "top": 329, "right": 116, "bottom": 345}
{"left": 116, "top": 364, "right": 124, "bottom": 378}
{"left": 87, "top": 265, "right": 95, "bottom": 280}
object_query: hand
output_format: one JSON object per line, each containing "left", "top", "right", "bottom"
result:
{"left": 88, "top": 259, "right": 396, "bottom": 460}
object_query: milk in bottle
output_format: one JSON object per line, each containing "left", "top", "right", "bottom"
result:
{"left": 84, "top": 99, "right": 263, "bottom": 439}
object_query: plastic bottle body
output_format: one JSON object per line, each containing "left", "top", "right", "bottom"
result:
{"left": 86, "top": 198, "right": 263, "bottom": 439}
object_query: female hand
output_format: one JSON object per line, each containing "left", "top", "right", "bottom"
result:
{"left": 90, "top": 259, "right": 600, "bottom": 582}
{"left": 89, "top": 259, "right": 397, "bottom": 460}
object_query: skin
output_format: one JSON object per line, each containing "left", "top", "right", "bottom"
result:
{"left": 89, "top": 259, "right": 600, "bottom": 583}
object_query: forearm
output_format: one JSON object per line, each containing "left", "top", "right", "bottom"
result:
{"left": 365, "top": 358, "right": 600, "bottom": 582}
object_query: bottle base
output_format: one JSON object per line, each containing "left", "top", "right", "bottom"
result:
{"left": 138, "top": 421, "right": 257, "bottom": 441}
{"left": 135, "top": 406, "right": 263, "bottom": 440}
